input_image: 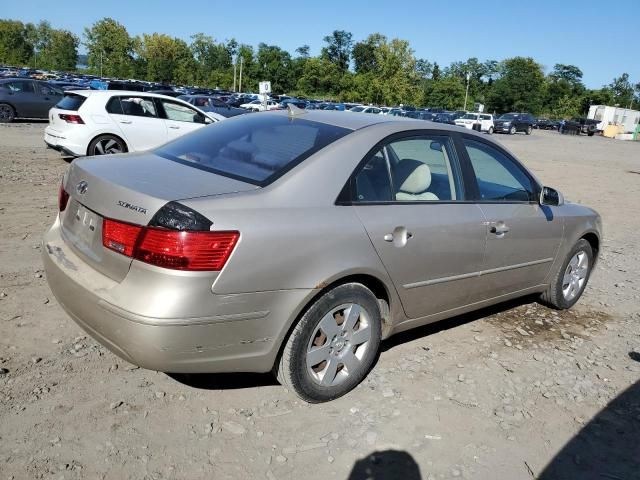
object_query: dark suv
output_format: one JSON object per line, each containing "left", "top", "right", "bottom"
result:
{"left": 494, "top": 112, "right": 535, "bottom": 135}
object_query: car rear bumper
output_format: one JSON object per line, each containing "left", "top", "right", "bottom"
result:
{"left": 44, "top": 126, "right": 86, "bottom": 157}
{"left": 42, "top": 217, "right": 317, "bottom": 373}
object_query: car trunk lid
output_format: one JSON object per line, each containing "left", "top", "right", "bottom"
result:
{"left": 60, "top": 152, "right": 257, "bottom": 281}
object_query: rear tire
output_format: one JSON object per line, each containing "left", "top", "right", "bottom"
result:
{"left": 526, "top": 125, "right": 533, "bottom": 135}
{"left": 0, "top": 103, "right": 15, "bottom": 123}
{"left": 276, "top": 283, "right": 382, "bottom": 403}
{"left": 488, "top": 126, "right": 494, "bottom": 135}
{"left": 540, "top": 239, "right": 593, "bottom": 310}
{"left": 88, "top": 135, "right": 127, "bottom": 156}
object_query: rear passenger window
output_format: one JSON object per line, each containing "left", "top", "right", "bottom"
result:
{"left": 118, "top": 96, "right": 158, "bottom": 117}
{"left": 463, "top": 138, "right": 535, "bottom": 202}
{"left": 387, "top": 136, "right": 460, "bottom": 201}
{"left": 353, "top": 150, "right": 393, "bottom": 202}
{"left": 106, "top": 97, "right": 124, "bottom": 114}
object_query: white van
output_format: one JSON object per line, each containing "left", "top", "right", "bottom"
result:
{"left": 455, "top": 112, "right": 495, "bottom": 134}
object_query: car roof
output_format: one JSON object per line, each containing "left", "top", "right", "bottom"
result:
{"left": 258, "top": 109, "right": 485, "bottom": 132}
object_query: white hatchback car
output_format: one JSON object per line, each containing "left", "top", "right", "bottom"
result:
{"left": 454, "top": 113, "right": 494, "bottom": 134}
{"left": 44, "top": 91, "right": 223, "bottom": 157}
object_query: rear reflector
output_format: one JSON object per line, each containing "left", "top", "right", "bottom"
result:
{"left": 102, "top": 218, "right": 239, "bottom": 271}
{"left": 58, "top": 113, "right": 84, "bottom": 124}
{"left": 58, "top": 181, "right": 69, "bottom": 212}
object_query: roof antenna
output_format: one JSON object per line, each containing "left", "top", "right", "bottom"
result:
{"left": 287, "top": 103, "right": 306, "bottom": 117}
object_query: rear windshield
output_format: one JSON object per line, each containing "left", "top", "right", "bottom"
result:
{"left": 155, "top": 114, "right": 351, "bottom": 186}
{"left": 56, "top": 94, "right": 87, "bottom": 111}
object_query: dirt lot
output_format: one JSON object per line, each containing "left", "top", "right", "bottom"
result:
{"left": 1, "top": 123, "right": 639, "bottom": 480}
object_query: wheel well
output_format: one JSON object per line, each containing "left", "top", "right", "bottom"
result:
{"left": 87, "top": 133, "right": 128, "bottom": 156}
{"left": 272, "top": 274, "right": 392, "bottom": 372}
{"left": 582, "top": 232, "right": 599, "bottom": 259}
{"left": 0, "top": 102, "right": 16, "bottom": 115}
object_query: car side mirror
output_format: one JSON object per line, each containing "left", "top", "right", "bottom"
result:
{"left": 540, "top": 186, "right": 564, "bottom": 206}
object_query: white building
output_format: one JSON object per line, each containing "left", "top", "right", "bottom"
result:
{"left": 588, "top": 105, "right": 640, "bottom": 133}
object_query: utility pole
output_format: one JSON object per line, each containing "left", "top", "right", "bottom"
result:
{"left": 238, "top": 56, "right": 243, "bottom": 93}
{"left": 100, "top": 51, "right": 103, "bottom": 77}
{"left": 463, "top": 72, "right": 470, "bottom": 111}
{"left": 233, "top": 57, "right": 237, "bottom": 92}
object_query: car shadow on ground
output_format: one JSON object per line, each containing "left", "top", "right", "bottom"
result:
{"left": 537, "top": 378, "right": 640, "bottom": 479}
{"left": 167, "top": 371, "right": 278, "bottom": 390}
{"left": 167, "top": 296, "right": 541, "bottom": 392}
{"left": 10, "top": 119, "right": 48, "bottom": 124}
{"left": 380, "top": 295, "right": 540, "bottom": 353}
{"left": 347, "top": 450, "right": 421, "bottom": 480}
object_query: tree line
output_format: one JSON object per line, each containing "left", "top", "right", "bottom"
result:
{"left": 1, "top": 17, "right": 639, "bottom": 116}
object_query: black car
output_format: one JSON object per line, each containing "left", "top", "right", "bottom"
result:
{"left": 536, "top": 118, "right": 559, "bottom": 130}
{"left": 433, "top": 111, "right": 466, "bottom": 125}
{"left": 494, "top": 112, "right": 536, "bottom": 134}
{"left": 178, "top": 95, "right": 247, "bottom": 118}
{"left": 561, "top": 118, "right": 599, "bottom": 136}
{"left": 0, "top": 78, "right": 63, "bottom": 122}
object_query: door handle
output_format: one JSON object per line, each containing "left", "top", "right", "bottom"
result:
{"left": 119, "top": 120, "right": 132, "bottom": 124}
{"left": 168, "top": 125, "right": 180, "bottom": 129}
{"left": 384, "top": 227, "right": 412, "bottom": 247}
{"left": 489, "top": 223, "right": 510, "bottom": 235}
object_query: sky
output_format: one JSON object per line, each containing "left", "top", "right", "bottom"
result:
{"left": 3, "top": 0, "right": 638, "bottom": 88}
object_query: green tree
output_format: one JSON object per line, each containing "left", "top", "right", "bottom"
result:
{"left": 41, "top": 29, "right": 79, "bottom": 70}
{"left": 0, "top": 19, "right": 33, "bottom": 65}
{"left": 138, "top": 33, "right": 195, "bottom": 84}
{"left": 424, "top": 76, "right": 466, "bottom": 109}
{"left": 296, "top": 57, "right": 342, "bottom": 97}
{"left": 255, "top": 43, "right": 293, "bottom": 93}
{"left": 84, "top": 18, "right": 135, "bottom": 77}
{"left": 488, "top": 57, "right": 545, "bottom": 113}
{"left": 321, "top": 30, "right": 352, "bottom": 72}
{"left": 608, "top": 73, "right": 634, "bottom": 107}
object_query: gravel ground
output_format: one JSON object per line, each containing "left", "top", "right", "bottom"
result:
{"left": 1, "top": 123, "right": 639, "bottom": 480}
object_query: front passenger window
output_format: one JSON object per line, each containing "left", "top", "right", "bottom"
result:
{"left": 162, "top": 100, "right": 202, "bottom": 123}
{"left": 463, "top": 138, "right": 535, "bottom": 202}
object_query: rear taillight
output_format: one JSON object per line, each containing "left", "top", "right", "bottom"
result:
{"left": 102, "top": 219, "right": 142, "bottom": 257}
{"left": 58, "top": 113, "right": 84, "bottom": 124}
{"left": 58, "top": 182, "right": 69, "bottom": 211}
{"left": 136, "top": 229, "right": 239, "bottom": 271}
{"left": 102, "top": 218, "right": 239, "bottom": 271}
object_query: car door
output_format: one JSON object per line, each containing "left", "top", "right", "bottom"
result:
{"left": 105, "top": 95, "right": 167, "bottom": 152}
{"left": 34, "top": 82, "right": 62, "bottom": 117}
{"left": 480, "top": 114, "right": 493, "bottom": 131}
{"left": 460, "top": 135, "right": 563, "bottom": 300}
{"left": 157, "top": 98, "right": 208, "bottom": 142}
{"left": 352, "top": 132, "right": 487, "bottom": 319}
{"left": 4, "top": 80, "right": 41, "bottom": 117}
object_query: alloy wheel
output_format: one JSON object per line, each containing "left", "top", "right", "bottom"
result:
{"left": 562, "top": 251, "right": 589, "bottom": 301}
{"left": 93, "top": 138, "right": 123, "bottom": 155}
{"left": 306, "top": 303, "right": 372, "bottom": 387}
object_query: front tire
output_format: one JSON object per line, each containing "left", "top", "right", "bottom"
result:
{"left": 276, "top": 283, "right": 382, "bottom": 403}
{"left": 88, "top": 135, "right": 127, "bottom": 156}
{"left": 509, "top": 125, "right": 517, "bottom": 135}
{"left": 0, "top": 103, "right": 15, "bottom": 123}
{"left": 540, "top": 239, "right": 593, "bottom": 309}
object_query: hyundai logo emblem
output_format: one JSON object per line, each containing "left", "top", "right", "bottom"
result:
{"left": 76, "top": 181, "right": 88, "bottom": 195}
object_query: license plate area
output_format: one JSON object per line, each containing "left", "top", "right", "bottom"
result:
{"left": 62, "top": 199, "right": 103, "bottom": 261}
